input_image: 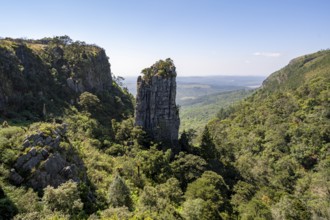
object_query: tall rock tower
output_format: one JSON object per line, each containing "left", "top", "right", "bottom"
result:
{"left": 135, "top": 58, "right": 180, "bottom": 148}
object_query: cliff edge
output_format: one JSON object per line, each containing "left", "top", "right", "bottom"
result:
{"left": 0, "top": 36, "right": 112, "bottom": 119}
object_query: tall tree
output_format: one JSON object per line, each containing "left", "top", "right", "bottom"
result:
{"left": 200, "top": 126, "right": 217, "bottom": 160}
{"left": 108, "top": 174, "right": 132, "bottom": 210}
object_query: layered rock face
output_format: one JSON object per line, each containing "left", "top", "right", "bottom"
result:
{"left": 64, "top": 48, "right": 112, "bottom": 93}
{"left": 0, "top": 37, "right": 112, "bottom": 117}
{"left": 135, "top": 59, "right": 180, "bottom": 147}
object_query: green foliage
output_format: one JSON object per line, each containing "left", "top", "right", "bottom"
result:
{"left": 231, "top": 181, "right": 256, "bottom": 208}
{"left": 78, "top": 92, "right": 100, "bottom": 112}
{"left": 170, "top": 152, "right": 207, "bottom": 188}
{"left": 262, "top": 50, "right": 330, "bottom": 92}
{"left": 141, "top": 58, "right": 176, "bottom": 80}
{"left": 185, "top": 171, "right": 229, "bottom": 214}
{"left": 156, "top": 177, "right": 183, "bottom": 205}
{"left": 137, "top": 146, "right": 172, "bottom": 182}
{"left": 272, "top": 195, "right": 311, "bottom": 220}
{"left": 0, "top": 186, "right": 18, "bottom": 220}
{"left": 0, "top": 198, "right": 17, "bottom": 220}
{"left": 0, "top": 184, "right": 40, "bottom": 217}
{"left": 239, "top": 198, "right": 272, "bottom": 220}
{"left": 1, "top": 44, "right": 329, "bottom": 219}
{"left": 108, "top": 175, "right": 133, "bottom": 210}
{"left": 0, "top": 126, "right": 24, "bottom": 166}
{"left": 111, "top": 118, "right": 149, "bottom": 147}
{"left": 98, "top": 206, "right": 132, "bottom": 220}
{"left": 180, "top": 89, "right": 253, "bottom": 136}
{"left": 13, "top": 211, "right": 70, "bottom": 220}
{"left": 74, "top": 138, "right": 114, "bottom": 209}
{"left": 137, "top": 179, "right": 182, "bottom": 219}
{"left": 206, "top": 49, "right": 330, "bottom": 219}
{"left": 138, "top": 185, "right": 158, "bottom": 212}
{"left": 199, "top": 126, "right": 217, "bottom": 160}
{"left": 179, "top": 129, "right": 198, "bottom": 153}
{"left": 53, "top": 35, "right": 73, "bottom": 45}
{"left": 181, "top": 198, "right": 209, "bottom": 220}
{"left": 42, "top": 180, "right": 83, "bottom": 216}
{"left": 64, "top": 107, "right": 99, "bottom": 140}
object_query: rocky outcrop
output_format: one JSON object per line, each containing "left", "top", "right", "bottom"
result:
{"left": 135, "top": 58, "right": 180, "bottom": 149}
{"left": 9, "top": 123, "right": 86, "bottom": 191}
{"left": 64, "top": 48, "right": 112, "bottom": 93}
{"left": 0, "top": 37, "right": 112, "bottom": 117}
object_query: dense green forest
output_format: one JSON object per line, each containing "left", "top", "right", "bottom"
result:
{"left": 0, "top": 38, "right": 329, "bottom": 220}
{"left": 207, "top": 50, "right": 330, "bottom": 219}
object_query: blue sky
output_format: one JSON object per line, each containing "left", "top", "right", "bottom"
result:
{"left": 1, "top": 0, "right": 329, "bottom": 77}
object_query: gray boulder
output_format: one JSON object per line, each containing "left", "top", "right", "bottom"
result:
{"left": 9, "top": 169, "right": 24, "bottom": 185}
{"left": 44, "top": 153, "right": 66, "bottom": 174}
{"left": 21, "top": 154, "right": 43, "bottom": 172}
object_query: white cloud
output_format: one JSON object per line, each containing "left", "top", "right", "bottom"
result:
{"left": 253, "top": 52, "right": 281, "bottom": 57}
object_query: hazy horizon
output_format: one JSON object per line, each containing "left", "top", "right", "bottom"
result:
{"left": 122, "top": 75, "right": 265, "bottom": 98}
{"left": 122, "top": 74, "right": 267, "bottom": 79}
{"left": 1, "top": 0, "right": 329, "bottom": 77}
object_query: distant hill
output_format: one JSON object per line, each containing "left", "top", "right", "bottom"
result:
{"left": 206, "top": 49, "right": 330, "bottom": 219}
{"left": 123, "top": 75, "right": 264, "bottom": 104}
{"left": 262, "top": 50, "right": 330, "bottom": 92}
{"left": 180, "top": 89, "right": 254, "bottom": 135}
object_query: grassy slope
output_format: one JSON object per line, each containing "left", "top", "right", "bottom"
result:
{"left": 179, "top": 89, "right": 254, "bottom": 134}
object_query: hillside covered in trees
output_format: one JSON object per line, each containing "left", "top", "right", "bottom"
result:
{"left": 0, "top": 37, "right": 329, "bottom": 220}
{"left": 207, "top": 49, "right": 330, "bottom": 219}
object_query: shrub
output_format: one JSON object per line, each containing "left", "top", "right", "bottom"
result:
{"left": 42, "top": 180, "right": 83, "bottom": 215}
{"left": 108, "top": 175, "right": 132, "bottom": 210}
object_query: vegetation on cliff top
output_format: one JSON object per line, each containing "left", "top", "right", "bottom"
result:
{"left": 0, "top": 36, "right": 133, "bottom": 123}
{"left": 141, "top": 58, "right": 176, "bottom": 81}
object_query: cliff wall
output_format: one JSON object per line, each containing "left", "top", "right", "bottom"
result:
{"left": 0, "top": 37, "right": 112, "bottom": 118}
{"left": 135, "top": 59, "right": 180, "bottom": 147}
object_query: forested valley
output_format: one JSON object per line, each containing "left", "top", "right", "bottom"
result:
{"left": 0, "top": 37, "right": 329, "bottom": 220}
